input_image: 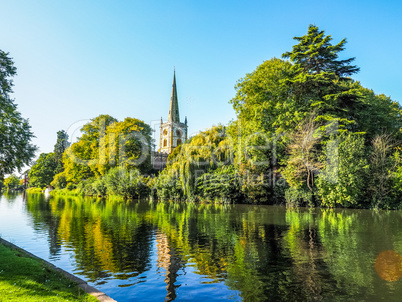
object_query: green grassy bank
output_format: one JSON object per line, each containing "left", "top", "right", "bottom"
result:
{"left": 0, "top": 242, "right": 98, "bottom": 302}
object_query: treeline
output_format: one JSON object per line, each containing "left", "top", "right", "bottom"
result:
{"left": 28, "top": 25, "right": 402, "bottom": 209}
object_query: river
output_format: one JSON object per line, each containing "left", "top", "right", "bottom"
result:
{"left": 0, "top": 192, "right": 401, "bottom": 301}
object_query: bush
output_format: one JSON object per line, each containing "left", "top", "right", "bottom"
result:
{"left": 104, "top": 166, "right": 149, "bottom": 199}
{"left": 153, "top": 171, "right": 183, "bottom": 201}
{"left": 66, "top": 183, "right": 75, "bottom": 191}
{"left": 92, "top": 177, "right": 107, "bottom": 196}
{"left": 51, "top": 172, "right": 67, "bottom": 189}
{"left": 196, "top": 165, "right": 243, "bottom": 203}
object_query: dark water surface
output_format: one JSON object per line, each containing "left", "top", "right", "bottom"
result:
{"left": 1, "top": 192, "right": 402, "bottom": 301}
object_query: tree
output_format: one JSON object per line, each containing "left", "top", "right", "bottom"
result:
{"left": 282, "top": 25, "right": 359, "bottom": 77}
{"left": 0, "top": 49, "right": 36, "bottom": 179}
{"left": 53, "top": 130, "right": 69, "bottom": 174}
{"left": 281, "top": 25, "right": 364, "bottom": 133}
{"left": 366, "top": 134, "right": 399, "bottom": 208}
{"left": 316, "top": 133, "right": 368, "bottom": 207}
{"left": 281, "top": 115, "right": 324, "bottom": 205}
{"left": 3, "top": 174, "right": 20, "bottom": 190}
{"left": 155, "top": 125, "right": 232, "bottom": 200}
{"left": 28, "top": 153, "right": 58, "bottom": 188}
{"left": 63, "top": 115, "right": 153, "bottom": 185}
{"left": 63, "top": 115, "right": 118, "bottom": 183}
{"left": 228, "top": 25, "right": 402, "bottom": 206}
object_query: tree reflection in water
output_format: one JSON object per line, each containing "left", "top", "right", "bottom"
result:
{"left": 22, "top": 193, "right": 402, "bottom": 301}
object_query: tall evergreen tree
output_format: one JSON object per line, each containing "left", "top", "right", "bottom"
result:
{"left": 282, "top": 25, "right": 359, "bottom": 77}
{"left": 53, "top": 130, "right": 69, "bottom": 174}
{"left": 282, "top": 25, "right": 362, "bottom": 129}
{"left": 0, "top": 49, "right": 36, "bottom": 179}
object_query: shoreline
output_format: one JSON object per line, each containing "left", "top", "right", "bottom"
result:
{"left": 0, "top": 237, "right": 116, "bottom": 302}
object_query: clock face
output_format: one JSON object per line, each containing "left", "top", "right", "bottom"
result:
{"left": 163, "top": 129, "right": 168, "bottom": 136}
{"left": 176, "top": 130, "right": 182, "bottom": 137}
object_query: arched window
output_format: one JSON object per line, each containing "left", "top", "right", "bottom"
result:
{"left": 177, "top": 138, "right": 182, "bottom": 145}
{"left": 163, "top": 139, "right": 167, "bottom": 147}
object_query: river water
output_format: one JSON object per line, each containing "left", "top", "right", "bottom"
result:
{"left": 1, "top": 192, "right": 402, "bottom": 301}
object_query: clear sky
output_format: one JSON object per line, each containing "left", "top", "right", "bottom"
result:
{"left": 1, "top": 0, "right": 401, "bottom": 156}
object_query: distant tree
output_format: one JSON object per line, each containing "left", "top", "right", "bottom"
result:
{"left": 53, "top": 130, "right": 69, "bottom": 174}
{"left": 4, "top": 174, "right": 20, "bottom": 190}
{"left": 63, "top": 115, "right": 118, "bottom": 183}
{"left": 62, "top": 115, "right": 153, "bottom": 184}
{"left": 0, "top": 49, "right": 36, "bottom": 180}
{"left": 28, "top": 153, "right": 57, "bottom": 188}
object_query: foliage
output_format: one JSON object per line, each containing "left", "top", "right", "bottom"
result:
{"left": 53, "top": 130, "right": 69, "bottom": 174}
{"left": 103, "top": 166, "right": 149, "bottom": 199}
{"left": 63, "top": 115, "right": 117, "bottom": 183}
{"left": 63, "top": 115, "right": 153, "bottom": 184}
{"left": 3, "top": 174, "right": 20, "bottom": 190}
{"left": 0, "top": 49, "right": 36, "bottom": 179}
{"left": 196, "top": 165, "right": 243, "bottom": 202}
{"left": 316, "top": 133, "right": 368, "bottom": 207}
{"left": 224, "top": 24, "right": 402, "bottom": 208}
{"left": 29, "top": 153, "right": 58, "bottom": 188}
{"left": 155, "top": 125, "right": 233, "bottom": 201}
{"left": 153, "top": 170, "right": 183, "bottom": 201}
{"left": 281, "top": 115, "right": 323, "bottom": 196}
{"left": 50, "top": 171, "right": 67, "bottom": 189}
{"left": 366, "top": 135, "right": 400, "bottom": 208}
{"left": 39, "top": 25, "right": 402, "bottom": 208}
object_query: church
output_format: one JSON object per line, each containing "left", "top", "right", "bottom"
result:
{"left": 152, "top": 71, "right": 188, "bottom": 169}
{"left": 159, "top": 70, "right": 188, "bottom": 154}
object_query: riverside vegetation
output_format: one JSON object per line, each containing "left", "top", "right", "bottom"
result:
{"left": 17, "top": 25, "right": 402, "bottom": 209}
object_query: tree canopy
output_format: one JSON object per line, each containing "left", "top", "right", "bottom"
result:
{"left": 0, "top": 49, "right": 36, "bottom": 179}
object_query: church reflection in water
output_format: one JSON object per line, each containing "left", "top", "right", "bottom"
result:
{"left": 156, "top": 231, "right": 183, "bottom": 301}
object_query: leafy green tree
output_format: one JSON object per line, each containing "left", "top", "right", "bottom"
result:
{"left": 228, "top": 25, "right": 402, "bottom": 206}
{"left": 103, "top": 117, "right": 153, "bottom": 174}
{"left": 196, "top": 165, "right": 243, "bottom": 202}
{"left": 316, "top": 133, "right": 368, "bottom": 207}
{"left": 0, "top": 49, "right": 36, "bottom": 179}
{"left": 104, "top": 166, "right": 149, "bottom": 199}
{"left": 366, "top": 134, "right": 400, "bottom": 208}
{"left": 229, "top": 59, "right": 292, "bottom": 201}
{"left": 63, "top": 115, "right": 118, "bottom": 183}
{"left": 356, "top": 88, "right": 402, "bottom": 140}
{"left": 282, "top": 25, "right": 361, "bottom": 130}
{"left": 4, "top": 174, "right": 20, "bottom": 190}
{"left": 53, "top": 130, "right": 69, "bottom": 174}
{"left": 50, "top": 171, "right": 67, "bottom": 189}
{"left": 157, "top": 125, "right": 231, "bottom": 200}
{"left": 63, "top": 115, "right": 153, "bottom": 185}
{"left": 29, "top": 153, "right": 58, "bottom": 188}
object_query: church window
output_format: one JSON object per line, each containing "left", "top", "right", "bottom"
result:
{"left": 163, "top": 129, "right": 168, "bottom": 136}
{"left": 177, "top": 139, "right": 182, "bottom": 145}
{"left": 176, "top": 130, "right": 181, "bottom": 137}
{"left": 163, "top": 139, "right": 167, "bottom": 147}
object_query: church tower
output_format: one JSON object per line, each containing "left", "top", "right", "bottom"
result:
{"left": 159, "top": 70, "right": 188, "bottom": 154}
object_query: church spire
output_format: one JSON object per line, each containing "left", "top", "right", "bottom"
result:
{"left": 168, "top": 69, "right": 180, "bottom": 122}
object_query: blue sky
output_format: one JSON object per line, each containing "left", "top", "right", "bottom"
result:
{"left": 1, "top": 0, "right": 401, "bottom": 155}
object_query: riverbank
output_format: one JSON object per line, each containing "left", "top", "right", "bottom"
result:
{"left": 0, "top": 238, "right": 115, "bottom": 302}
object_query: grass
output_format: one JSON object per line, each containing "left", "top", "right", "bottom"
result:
{"left": 0, "top": 242, "right": 98, "bottom": 302}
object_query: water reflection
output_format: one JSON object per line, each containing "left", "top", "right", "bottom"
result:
{"left": 1, "top": 193, "right": 401, "bottom": 301}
